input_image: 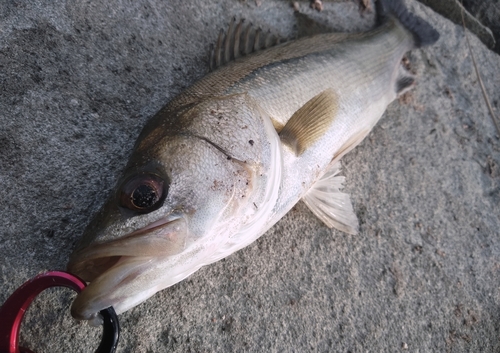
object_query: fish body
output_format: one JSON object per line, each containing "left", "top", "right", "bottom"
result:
{"left": 68, "top": 0, "right": 439, "bottom": 322}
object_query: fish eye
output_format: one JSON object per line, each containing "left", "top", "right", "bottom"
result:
{"left": 119, "top": 174, "right": 167, "bottom": 212}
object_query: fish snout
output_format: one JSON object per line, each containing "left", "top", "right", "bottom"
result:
{"left": 68, "top": 217, "right": 187, "bottom": 279}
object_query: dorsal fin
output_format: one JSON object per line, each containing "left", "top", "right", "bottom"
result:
{"left": 209, "top": 18, "right": 285, "bottom": 71}
{"left": 294, "top": 12, "right": 335, "bottom": 37}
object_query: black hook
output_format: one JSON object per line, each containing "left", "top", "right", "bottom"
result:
{"left": 96, "top": 306, "right": 120, "bottom": 353}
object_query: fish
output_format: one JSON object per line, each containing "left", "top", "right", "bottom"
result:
{"left": 67, "top": 0, "right": 439, "bottom": 323}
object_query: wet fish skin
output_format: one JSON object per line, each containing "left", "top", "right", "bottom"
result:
{"left": 68, "top": 0, "right": 439, "bottom": 322}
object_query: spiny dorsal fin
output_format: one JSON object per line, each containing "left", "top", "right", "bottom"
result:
{"left": 302, "top": 161, "right": 359, "bottom": 235}
{"left": 294, "top": 11, "right": 336, "bottom": 37}
{"left": 279, "top": 89, "right": 339, "bottom": 156}
{"left": 209, "top": 18, "right": 285, "bottom": 71}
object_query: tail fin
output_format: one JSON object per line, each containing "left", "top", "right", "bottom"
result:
{"left": 377, "top": 0, "right": 439, "bottom": 47}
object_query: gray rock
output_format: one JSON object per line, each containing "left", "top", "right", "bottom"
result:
{"left": 1, "top": 0, "right": 499, "bottom": 352}
{"left": 462, "top": 0, "right": 500, "bottom": 54}
{"left": 417, "top": 0, "right": 496, "bottom": 50}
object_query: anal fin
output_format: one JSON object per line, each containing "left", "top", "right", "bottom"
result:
{"left": 302, "top": 161, "right": 358, "bottom": 235}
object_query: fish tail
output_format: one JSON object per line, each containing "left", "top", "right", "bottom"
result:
{"left": 376, "top": 0, "right": 440, "bottom": 48}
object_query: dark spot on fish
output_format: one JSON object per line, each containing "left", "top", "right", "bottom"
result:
{"left": 46, "top": 229, "right": 55, "bottom": 238}
{"left": 227, "top": 156, "right": 232, "bottom": 160}
{"left": 248, "top": 139, "right": 254, "bottom": 146}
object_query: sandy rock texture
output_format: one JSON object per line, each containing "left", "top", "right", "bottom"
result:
{"left": 417, "top": 0, "right": 497, "bottom": 51}
{"left": 462, "top": 0, "right": 500, "bottom": 54}
{"left": 0, "top": 0, "right": 499, "bottom": 352}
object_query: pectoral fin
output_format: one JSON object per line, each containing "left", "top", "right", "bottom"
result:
{"left": 302, "top": 161, "right": 358, "bottom": 235}
{"left": 279, "top": 89, "right": 339, "bottom": 156}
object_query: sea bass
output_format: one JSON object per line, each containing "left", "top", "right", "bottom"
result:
{"left": 68, "top": 0, "right": 439, "bottom": 322}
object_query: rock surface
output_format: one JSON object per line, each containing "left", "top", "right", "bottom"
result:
{"left": 417, "top": 0, "right": 497, "bottom": 51}
{"left": 462, "top": 0, "right": 500, "bottom": 54}
{"left": 1, "top": 0, "right": 499, "bottom": 352}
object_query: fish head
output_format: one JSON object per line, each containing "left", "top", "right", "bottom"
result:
{"left": 67, "top": 95, "right": 280, "bottom": 322}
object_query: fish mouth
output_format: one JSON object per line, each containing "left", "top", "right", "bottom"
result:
{"left": 67, "top": 216, "right": 188, "bottom": 321}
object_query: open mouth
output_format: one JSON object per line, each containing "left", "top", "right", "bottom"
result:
{"left": 67, "top": 216, "right": 188, "bottom": 320}
{"left": 68, "top": 217, "right": 186, "bottom": 281}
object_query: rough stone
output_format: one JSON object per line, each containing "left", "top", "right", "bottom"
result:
{"left": 462, "top": 0, "right": 500, "bottom": 54}
{"left": 1, "top": 1, "right": 499, "bottom": 352}
{"left": 417, "top": 0, "right": 495, "bottom": 50}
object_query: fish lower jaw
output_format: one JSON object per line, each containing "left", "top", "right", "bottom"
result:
{"left": 70, "top": 255, "right": 158, "bottom": 322}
